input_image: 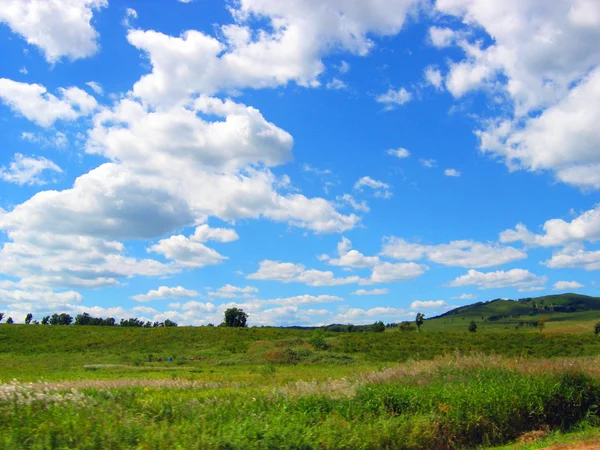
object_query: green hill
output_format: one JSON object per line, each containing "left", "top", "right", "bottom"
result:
{"left": 426, "top": 293, "right": 600, "bottom": 332}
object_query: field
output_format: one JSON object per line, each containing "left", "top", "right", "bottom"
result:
{"left": 3, "top": 323, "right": 600, "bottom": 449}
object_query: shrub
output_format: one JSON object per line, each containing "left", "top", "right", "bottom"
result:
{"left": 469, "top": 320, "right": 477, "bottom": 332}
{"left": 309, "top": 329, "right": 328, "bottom": 350}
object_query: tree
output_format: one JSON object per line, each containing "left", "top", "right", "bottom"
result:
{"left": 224, "top": 308, "right": 248, "bottom": 327}
{"left": 537, "top": 317, "right": 548, "bottom": 333}
{"left": 24, "top": 313, "right": 33, "bottom": 325}
{"left": 309, "top": 328, "right": 327, "bottom": 349}
{"left": 41, "top": 316, "right": 50, "bottom": 325}
{"left": 372, "top": 321, "right": 386, "bottom": 332}
{"left": 0, "top": 313, "right": 4, "bottom": 323}
{"left": 6, "top": 317, "right": 13, "bottom": 324}
{"left": 595, "top": 322, "right": 600, "bottom": 336}
{"left": 164, "top": 319, "right": 178, "bottom": 327}
{"left": 415, "top": 313, "right": 425, "bottom": 332}
{"left": 468, "top": 320, "right": 477, "bottom": 332}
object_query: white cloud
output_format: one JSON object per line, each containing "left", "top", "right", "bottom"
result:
{"left": 333, "top": 306, "right": 411, "bottom": 325}
{"left": 0, "top": 79, "right": 97, "bottom": 127}
{"left": 428, "top": 26, "right": 455, "bottom": 48}
{"left": 352, "top": 288, "right": 389, "bottom": 296}
{"left": 247, "top": 260, "right": 361, "bottom": 286}
{"left": 208, "top": 284, "right": 258, "bottom": 299}
{"left": 21, "top": 131, "right": 68, "bottom": 149}
{"left": 478, "top": 68, "right": 600, "bottom": 189}
{"left": 148, "top": 234, "right": 228, "bottom": 269}
{"left": 337, "top": 61, "right": 350, "bottom": 74}
{"left": 327, "top": 237, "right": 380, "bottom": 268}
{"left": 444, "top": 168, "right": 461, "bottom": 177}
{"left": 451, "top": 293, "right": 477, "bottom": 300}
{"left": 132, "top": 286, "right": 198, "bottom": 302}
{"left": 191, "top": 224, "right": 239, "bottom": 243}
{"left": 336, "top": 194, "right": 370, "bottom": 213}
{"left": 410, "top": 300, "right": 447, "bottom": 309}
{"left": 85, "top": 81, "right": 103, "bottom": 95}
{"left": 381, "top": 237, "right": 527, "bottom": 268}
{"left": 128, "top": 0, "right": 418, "bottom": 105}
{"left": 543, "top": 246, "right": 600, "bottom": 271}
{"left": 302, "top": 164, "right": 332, "bottom": 176}
{"left": 424, "top": 66, "right": 443, "bottom": 90}
{"left": 449, "top": 269, "right": 547, "bottom": 291}
{"left": 0, "top": 154, "right": 62, "bottom": 186}
{"left": 420, "top": 158, "right": 437, "bottom": 168}
{"left": 0, "top": 0, "right": 107, "bottom": 62}
{"left": 247, "top": 258, "right": 426, "bottom": 287}
{"left": 376, "top": 87, "right": 412, "bottom": 107}
{"left": 369, "top": 262, "right": 427, "bottom": 283}
{"left": 354, "top": 176, "right": 392, "bottom": 198}
{"left": 553, "top": 280, "right": 584, "bottom": 291}
{"left": 386, "top": 147, "right": 411, "bottom": 158}
{"left": 500, "top": 205, "right": 600, "bottom": 247}
{"left": 326, "top": 78, "right": 347, "bottom": 90}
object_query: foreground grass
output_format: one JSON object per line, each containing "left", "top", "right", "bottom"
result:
{"left": 3, "top": 355, "right": 600, "bottom": 449}
{"left": 3, "top": 326, "right": 600, "bottom": 448}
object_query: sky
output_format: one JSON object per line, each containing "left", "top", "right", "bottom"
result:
{"left": 0, "top": 0, "right": 599, "bottom": 326}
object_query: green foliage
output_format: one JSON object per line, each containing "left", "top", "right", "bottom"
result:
{"left": 415, "top": 313, "right": 425, "bottom": 331}
{"left": 41, "top": 316, "right": 49, "bottom": 325}
{"left": 469, "top": 320, "right": 477, "bottom": 332}
{"left": 223, "top": 308, "right": 248, "bottom": 328}
{"left": 0, "top": 313, "right": 3, "bottom": 323}
{"left": 372, "top": 321, "right": 386, "bottom": 333}
{"left": 5, "top": 317, "right": 13, "bottom": 324}
{"left": 75, "top": 313, "right": 116, "bottom": 326}
{"left": 309, "top": 328, "right": 327, "bottom": 350}
{"left": 595, "top": 322, "right": 600, "bottom": 336}
{"left": 24, "top": 313, "right": 33, "bottom": 325}
{"left": 398, "top": 321, "right": 415, "bottom": 332}
{"left": 538, "top": 317, "right": 548, "bottom": 333}
{"left": 50, "top": 313, "right": 73, "bottom": 326}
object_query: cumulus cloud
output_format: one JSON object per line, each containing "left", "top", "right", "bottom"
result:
{"left": 381, "top": 237, "right": 527, "bottom": 268}
{"left": 336, "top": 194, "right": 370, "bottom": 213}
{"left": 0, "top": 154, "right": 62, "bottom": 186}
{"left": 444, "top": 168, "right": 461, "bottom": 177}
{"left": 127, "top": 0, "right": 418, "bottom": 105}
{"left": 132, "top": 286, "right": 198, "bottom": 302}
{"left": 208, "top": 285, "right": 258, "bottom": 299}
{"left": 451, "top": 293, "right": 477, "bottom": 300}
{"left": 354, "top": 176, "right": 392, "bottom": 199}
{"left": 0, "top": 79, "right": 97, "bottom": 127}
{"left": 327, "top": 237, "right": 380, "bottom": 268}
{"left": 500, "top": 205, "right": 600, "bottom": 247}
{"left": 543, "top": 246, "right": 600, "bottom": 271}
{"left": 376, "top": 87, "right": 412, "bottom": 108}
{"left": 0, "top": 0, "right": 107, "bottom": 62}
{"left": 553, "top": 280, "right": 584, "bottom": 291}
{"left": 386, "top": 148, "right": 411, "bottom": 158}
{"left": 410, "top": 300, "right": 447, "bottom": 309}
{"left": 449, "top": 269, "right": 547, "bottom": 291}
{"left": 352, "top": 288, "right": 389, "bottom": 296}
{"left": 424, "top": 66, "right": 443, "bottom": 90}
{"left": 428, "top": 26, "right": 455, "bottom": 48}
{"left": 85, "top": 81, "right": 103, "bottom": 95}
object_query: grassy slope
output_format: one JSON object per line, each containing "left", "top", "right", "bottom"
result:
{"left": 425, "top": 293, "right": 600, "bottom": 333}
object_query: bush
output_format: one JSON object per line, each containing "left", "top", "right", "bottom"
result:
{"left": 469, "top": 320, "right": 477, "bottom": 332}
{"left": 309, "top": 329, "right": 328, "bottom": 350}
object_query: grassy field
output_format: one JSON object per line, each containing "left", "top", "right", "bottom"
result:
{"left": 3, "top": 324, "right": 600, "bottom": 448}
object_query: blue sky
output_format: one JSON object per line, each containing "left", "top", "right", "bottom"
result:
{"left": 0, "top": 0, "right": 599, "bottom": 326}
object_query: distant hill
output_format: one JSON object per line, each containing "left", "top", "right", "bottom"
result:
{"left": 431, "top": 293, "right": 600, "bottom": 323}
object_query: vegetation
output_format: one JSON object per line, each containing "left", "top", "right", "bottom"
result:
{"left": 223, "top": 307, "right": 248, "bottom": 327}
{"left": 5, "top": 317, "right": 13, "bottom": 324}
{"left": 415, "top": 312, "right": 425, "bottom": 331}
{"left": 2, "top": 293, "right": 600, "bottom": 448}
{"left": 469, "top": 320, "right": 477, "bottom": 332}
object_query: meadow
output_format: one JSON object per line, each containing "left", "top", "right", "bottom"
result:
{"left": 2, "top": 324, "right": 600, "bottom": 449}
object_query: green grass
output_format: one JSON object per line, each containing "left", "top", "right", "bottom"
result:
{"left": 3, "top": 325, "right": 600, "bottom": 448}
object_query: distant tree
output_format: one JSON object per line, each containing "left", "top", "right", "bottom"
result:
{"left": 41, "top": 316, "right": 50, "bottom": 325}
{"left": 415, "top": 313, "right": 425, "bottom": 332}
{"left": 537, "top": 317, "right": 548, "bottom": 333}
{"left": 224, "top": 308, "right": 248, "bottom": 327}
{"left": 164, "top": 319, "right": 178, "bottom": 327}
{"left": 24, "top": 313, "right": 33, "bottom": 325}
{"left": 0, "top": 313, "right": 4, "bottom": 323}
{"left": 468, "top": 320, "right": 477, "bottom": 332}
{"left": 6, "top": 317, "right": 13, "bottom": 324}
{"left": 594, "top": 322, "right": 600, "bottom": 336}
{"left": 121, "top": 318, "right": 145, "bottom": 327}
{"left": 309, "top": 328, "right": 327, "bottom": 349}
{"left": 398, "top": 321, "right": 415, "bottom": 332}
{"left": 372, "top": 321, "right": 386, "bottom": 332}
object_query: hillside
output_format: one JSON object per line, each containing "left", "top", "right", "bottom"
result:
{"left": 425, "top": 293, "right": 600, "bottom": 332}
